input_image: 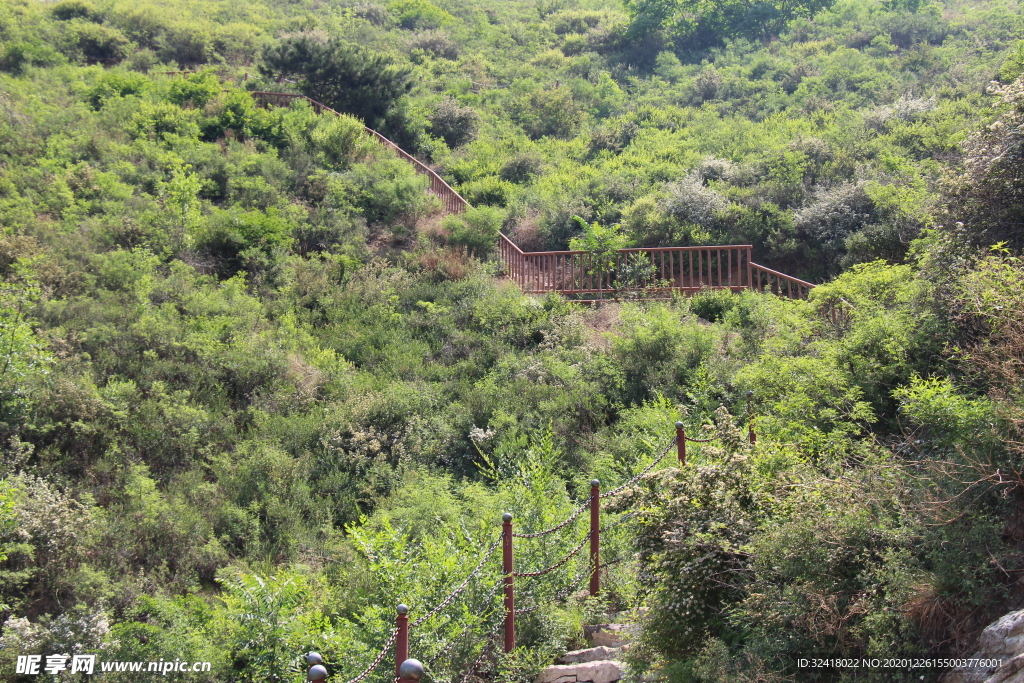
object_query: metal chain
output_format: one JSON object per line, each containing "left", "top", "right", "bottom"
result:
{"left": 514, "top": 562, "right": 592, "bottom": 614}
{"left": 456, "top": 621, "right": 504, "bottom": 683}
{"left": 685, "top": 436, "right": 713, "bottom": 443}
{"left": 343, "top": 627, "right": 400, "bottom": 683}
{"left": 599, "top": 510, "right": 640, "bottom": 534}
{"left": 425, "top": 579, "right": 505, "bottom": 669}
{"left": 601, "top": 437, "right": 677, "bottom": 499}
{"left": 512, "top": 497, "right": 592, "bottom": 538}
{"left": 515, "top": 531, "right": 592, "bottom": 578}
{"left": 599, "top": 556, "right": 627, "bottom": 569}
{"left": 412, "top": 533, "right": 504, "bottom": 628}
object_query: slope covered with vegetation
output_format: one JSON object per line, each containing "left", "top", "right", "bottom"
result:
{"left": 0, "top": 0, "right": 1023, "bottom": 680}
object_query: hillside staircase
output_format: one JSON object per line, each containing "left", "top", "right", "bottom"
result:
{"left": 245, "top": 88, "right": 814, "bottom": 300}
{"left": 536, "top": 621, "right": 637, "bottom": 683}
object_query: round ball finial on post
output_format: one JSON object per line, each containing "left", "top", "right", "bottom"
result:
{"left": 308, "top": 664, "right": 328, "bottom": 682}
{"left": 399, "top": 659, "right": 425, "bottom": 682}
{"left": 591, "top": 478, "right": 600, "bottom": 487}
{"left": 306, "top": 653, "right": 324, "bottom": 666}
{"left": 502, "top": 512, "right": 512, "bottom": 523}
{"left": 395, "top": 604, "right": 409, "bottom": 677}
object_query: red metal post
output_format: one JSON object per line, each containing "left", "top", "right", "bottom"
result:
{"left": 590, "top": 479, "right": 600, "bottom": 597}
{"left": 746, "top": 391, "right": 756, "bottom": 444}
{"left": 395, "top": 604, "right": 409, "bottom": 677}
{"left": 676, "top": 421, "right": 686, "bottom": 465}
{"left": 502, "top": 513, "right": 515, "bottom": 653}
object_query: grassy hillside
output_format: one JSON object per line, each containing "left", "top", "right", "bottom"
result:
{"left": 0, "top": 0, "right": 1023, "bottom": 680}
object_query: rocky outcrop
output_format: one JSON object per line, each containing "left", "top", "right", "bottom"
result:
{"left": 558, "top": 646, "right": 625, "bottom": 665}
{"left": 582, "top": 624, "right": 636, "bottom": 648}
{"left": 942, "top": 611, "right": 1024, "bottom": 683}
{"left": 535, "top": 621, "right": 636, "bottom": 683}
{"left": 535, "top": 660, "right": 627, "bottom": 683}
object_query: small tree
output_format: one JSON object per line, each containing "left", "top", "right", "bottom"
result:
{"left": 569, "top": 216, "right": 629, "bottom": 293}
{"left": 259, "top": 37, "right": 412, "bottom": 129}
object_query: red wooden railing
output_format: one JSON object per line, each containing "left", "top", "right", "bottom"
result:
{"left": 248, "top": 91, "right": 469, "bottom": 215}
{"left": 240, "top": 84, "right": 812, "bottom": 301}
{"left": 499, "top": 234, "right": 813, "bottom": 299}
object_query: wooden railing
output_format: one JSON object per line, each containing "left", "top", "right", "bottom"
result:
{"left": 202, "top": 80, "right": 811, "bottom": 301}
{"left": 248, "top": 91, "right": 469, "bottom": 215}
{"left": 750, "top": 262, "right": 814, "bottom": 299}
{"left": 499, "top": 234, "right": 813, "bottom": 300}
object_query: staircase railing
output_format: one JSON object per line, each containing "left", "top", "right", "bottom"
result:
{"left": 499, "top": 234, "right": 813, "bottom": 299}
{"left": 248, "top": 91, "right": 469, "bottom": 215}
{"left": 163, "top": 76, "right": 814, "bottom": 301}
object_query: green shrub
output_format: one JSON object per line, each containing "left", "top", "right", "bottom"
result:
{"left": 86, "top": 69, "right": 151, "bottom": 108}
{"left": 689, "top": 288, "right": 738, "bottom": 323}
{"left": 310, "top": 112, "right": 372, "bottom": 166}
{"left": 388, "top": 0, "right": 455, "bottom": 30}
{"left": 51, "top": 0, "right": 99, "bottom": 22}
{"left": 340, "top": 154, "right": 429, "bottom": 226}
{"left": 428, "top": 96, "right": 479, "bottom": 148}
{"left": 63, "top": 20, "right": 132, "bottom": 64}
{"left": 167, "top": 70, "right": 221, "bottom": 108}
{"left": 442, "top": 206, "right": 503, "bottom": 258}
{"left": 458, "top": 176, "right": 513, "bottom": 206}
{"left": 198, "top": 207, "right": 296, "bottom": 276}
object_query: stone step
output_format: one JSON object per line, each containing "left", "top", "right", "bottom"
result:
{"left": 583, "top": 624, "right": 636, "bottom": 648}
{"left": 557, "top": 646, "right": 625, "bottom": 665}
{"left": 535, "top": 660, "right": 627, "bottom": 683}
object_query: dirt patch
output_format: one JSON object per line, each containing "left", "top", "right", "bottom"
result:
{"left": 581, "top": 302, "right": 622, "bottom": 351}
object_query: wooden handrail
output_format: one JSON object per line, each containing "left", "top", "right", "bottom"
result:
{"left": 203, "top": 82, "right": 812, "bottom": 302}
{"left": 499, "top": 237, "right": 813, "bottom": 300}
{"left": 749, "top": 262, "right": 814, "bottom": 289}
{"left": 249, "top": 91, "right": 469, "bottom": 215}
{"left": 503, "top": 244, "right": 755, "bottom": 257}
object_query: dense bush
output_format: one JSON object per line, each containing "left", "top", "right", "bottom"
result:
{"left": 0, "top": 0, "right": 1023, "bottom": 681}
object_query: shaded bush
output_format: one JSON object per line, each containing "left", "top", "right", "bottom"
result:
{"left": 429, "top": 96, "right": 479, "bottom": 148}
{"left": 442, "top": 206, "right": 503, "bottom": 258}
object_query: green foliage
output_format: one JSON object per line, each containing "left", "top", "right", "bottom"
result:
{"left": 259, "top": 37, "right": 413, "bottom": 128}
{"left": 217, "top": 571, "right": 317, "bottom": 681}
{"left": 442, "top": 206, "right": 503, "bottom": 257}
{"left": 998, "top": 41, "right": 1024, "bottom": 83}
{"left": 0, "top": 266, "right": 51, "bottom": 427}
{"left": 1, "top": 1, "right": 1024, "bottom": 681}
{"left": 338, "top": 153, "right": 430, "bottom": 227}
{"left": 388, "top": 0, "right": 455, "bottom": 30}
{"left": 568, "top": 216, "right": 629, "bottom": 276}
{"left": 625, "top": 0, "right": 836, "bottom": 46}
{"left": 509, "top": 87, "right": 586, "bottom": 140}
{"left": 199, "top": 207, "right": 297, "bottom": 277}
{"left": 52, "top": 0, "right": 100, "bottom": 22}
{"left": 63, "top": 20, "right": 132, "bottom": 64}
{"left": 167, "top": 70, "right": 222, "bottom": 109}
{"left": 429, "top": 96, "right": 479, "bottom": 148}
{"left": 86, "top": 69, "right": 150, "bottom": 108}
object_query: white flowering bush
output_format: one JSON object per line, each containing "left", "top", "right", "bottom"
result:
{"left": 662, "top": 176, "right": 729, "bottom": 229}
{"left": 0, "top": 474, "right": 94, "bottom": 611}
